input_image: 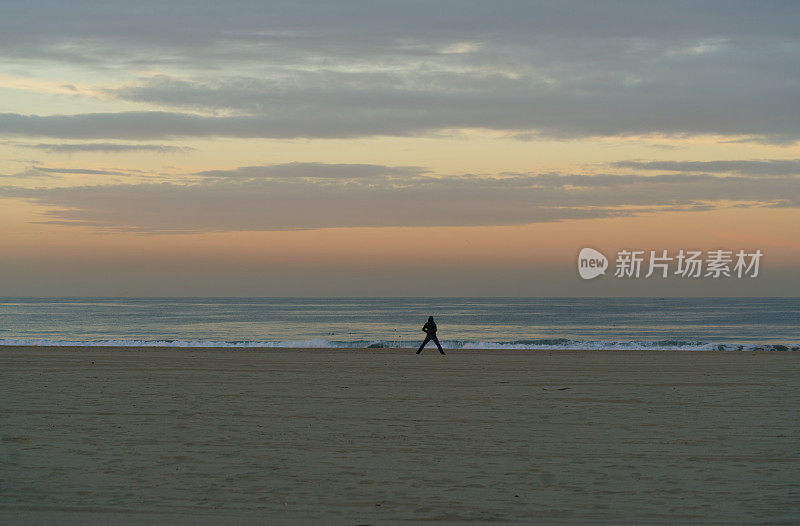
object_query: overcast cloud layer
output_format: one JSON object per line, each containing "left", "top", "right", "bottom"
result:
{"left": 2, "top": 162, "right": 797, "bottom": 233}
{"left": 1, "top": 1, "right": 798, "bottom": 142}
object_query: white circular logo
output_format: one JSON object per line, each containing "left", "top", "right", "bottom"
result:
{"left": 578, "top": 248, "right": 608, "bottom": 280}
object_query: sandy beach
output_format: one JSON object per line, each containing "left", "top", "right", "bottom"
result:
{"left": 1, "top": 347, "right": 798, "bottom": 524}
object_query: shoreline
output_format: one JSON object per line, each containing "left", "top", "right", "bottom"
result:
{"left": 1, "top": 345, "right": 797, "bottom": 353}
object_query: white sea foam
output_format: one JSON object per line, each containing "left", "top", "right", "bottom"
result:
{"left": 0, "top": 338, "right": 339, "bottom": 348}
{"left": 0, "top": 338, "right": 796, "bottom": 351}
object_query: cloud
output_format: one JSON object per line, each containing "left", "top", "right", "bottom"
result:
{"left": 0, "top": 111, "right": 429, "bottom": 139}
{"left": 194, "top": 163, "right": 427, "bottom": 180}
{"left": 104, "top": 68, "right": 800, "bottom": 141}
{"left": 0, "top": 164, "right": 137, "bottom": 179}
{"left": 766, "top": 199, "right": 800, "bottom": 208}
{"left": 0, "top": 168, "right": 55, "bottom": 179}
{"left": 0, "top": 2, "right": 797, "bottom": 142}
{"left": 1, "top": 162, "right": 797, "bottom": 233}
{"left": 614, "top": 159, "right": 800, "bottom": 176}
{"left": 2, "top": 2, "right": 798, "bottom": 65}
{"left": 21, "top": 142, "right": 195, "bottom": 153}
{"left": 37, "top": 167, "right": 128, "bottom": 175}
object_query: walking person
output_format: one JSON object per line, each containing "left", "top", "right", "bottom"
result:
{"left": 417, "top": 316, "right": 445, "bottom": 355}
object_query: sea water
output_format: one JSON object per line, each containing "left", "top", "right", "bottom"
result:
{"left": 0, "top": 297, "right": 797, "bottom": 350}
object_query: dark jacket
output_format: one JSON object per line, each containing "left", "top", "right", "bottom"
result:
{"left": 422, "top": 320, "right": 437, "bottom": 335}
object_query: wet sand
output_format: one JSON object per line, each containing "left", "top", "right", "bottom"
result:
{"left": 1, "top": 347, "right": 798, "bottom": 524}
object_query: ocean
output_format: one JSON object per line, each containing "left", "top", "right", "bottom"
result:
{"left": 0, "top": 297, "right": 797, "bottom": 351}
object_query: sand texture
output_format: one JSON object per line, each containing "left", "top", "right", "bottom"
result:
{"left": 1, "top": 347, "right": 798, "bottom": 524}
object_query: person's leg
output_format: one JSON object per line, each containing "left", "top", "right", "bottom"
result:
{"left": 432, "top": 335, "right": 445, "bottom": 354}
{"left": 416, "top": 335, "right": 432, "bottom": 354}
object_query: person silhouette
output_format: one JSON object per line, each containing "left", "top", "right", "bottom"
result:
{"left": 416, "top": 316, "right": 445, "bottom": 355}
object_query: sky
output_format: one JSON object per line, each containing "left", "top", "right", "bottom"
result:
{"left": 1, "top": 0, "right": 798, "bottom": 296}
